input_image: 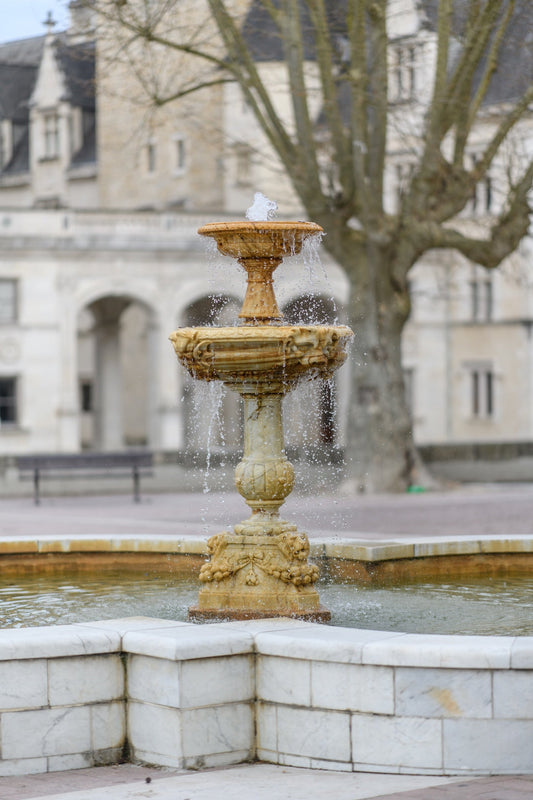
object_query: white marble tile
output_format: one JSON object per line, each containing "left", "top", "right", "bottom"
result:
{"left": 181, "top": 655, "right": 254, "bottom": 708}
{"left": 493, "top": 670, "right": 533, "bottom": 719}
{"left": 181, "top": 703, "right": 254, "bottom": 758}
{"left": 127, "top": 655, "right": 180, "bottom": 706}
{"left": 0, "top": 659, "right": 47, "bottom": 710}
{"left": 217, "top": 619, "right": 312, "bottom": 634}
{"left": 76, "top": 617, "right": 190, "bottom": 636}
{"left": 47, "top": 753, "right": 92, "bottom": 772}
{"left": 256, "top": 703, "right": 278, "bottom": 753}
{"left": 91, "top": 701, "right": 126, "bottom": 750}
{"left": 183, "top": 749, "right": 253, "bottom": 770}
{"left": 309, "top": 758, "right": 353, "bottom": 771}
{"left": 443, "top": 719, "right": 533, "bottom": 772}
{"left": 510, "top": 637, "right": 533, "bottom": 668}
{"left": 352, "top": 714, "right": 442, "bottom": 770}
{"left": 361, "top": 633, "right": 512, "bottom": 669}
{"left": 0, "top": 757, "right": 48, "bottom": 777}
{"left": 0, "top": 626, "right": 120, "bottom": 661}
{"left": 2, "top": 706, "right": 91, "bottom": 759}
{"left": 257, "top": 656, "right": 311, "bottom": 705}
{"left": 129, "top": 748, "right": 183, "bottom": 769}
{"left": 48, "top": 654, "right": 124, "bottom": 705}
{"left": 127, "top": 701, "right": 182, "bottom": 759}
{"left": 276, "top": 706, "right": 351, "bottom": 762}
{"left": 255, "top": 626, "right": 402, "bottom": 663}
{"left": 311, "top": 662, "right": 393, "bottom": 714}
{"left": 395, "top": 667, "right": 492, "bottom": 718}
{"left": 123, "top": 626, "right": 254, "bottom": 661}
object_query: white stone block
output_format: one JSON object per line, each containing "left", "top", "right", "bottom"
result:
{"left": 48, "top": 655, "right": 124, "bottom": 705}
{"left": 352, "top": 714, "right": 443, "bottom": 770}
{"left": 128, "top": 701, "right": 182, "bottom": 760}
{"left": 76, "top": 618, "right": 190, "bottom": 635}
{"left": 510, "top": 637, "right": 533, "bottom": 668}
{"left": 443, "top": 719, "right": 533, "bottom": 772}
{"left": 123, "top": 626, "right": 254, "bottom": 661}
{"left": 361, "top": 633, "right": 512, "bottom": 669}
{"left": 395, "top": 667, "right": 492, "bottom": 718}
{"left": 91, "top": 702, "right": 126, "bottom": 750}
{"left": 127, "top": 655, "right": 180, "bottom": 706}
{"left": 47, "top": 753, "right": 92, "bottom": 772}
{"left": 0, "top": 659, "right": 47, "bottom": 710}
{"left": 256, "top": 702, "right": 277, "bottom": 753}
{"left": 183, "top": 749, "right": 253, "bottom": 770}
{"left": 181, "top": 704, "right": 254, "bottom": 758}
{"left": 257, "top": 656, "right": 311, "bottom": 706}
{"left": 0, "top": 757, "right": 48, "bottom": 777}
{"left": 0, "top": 626, "right": 120, "bottom": 661}
{"left": 493, "top": 671, "right": 533, "bottom": 718}
{"left": 311, "top": 662, "right": 393, "bottom": 714}
{"left": 181, "top": 655, "right": 254, "bottom": 708}
{"left": 255, "top": 626, "right": 402, "bottom": 663}
{"left": 2, "top": 706, "right": 91, "bottom": 759}
{"left": 276, "top": 706, "right": 351, "bottom": 763}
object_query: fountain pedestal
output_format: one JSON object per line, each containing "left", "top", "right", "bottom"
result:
{"left": 170, "top": 220, "right": 353, "bottom": 622}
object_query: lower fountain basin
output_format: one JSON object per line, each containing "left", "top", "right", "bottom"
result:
{"left": 1, "top": 534, "right": 532, "bottom": 778}
{"left": 169, "top": 324, "right": 353, "bottom": 385}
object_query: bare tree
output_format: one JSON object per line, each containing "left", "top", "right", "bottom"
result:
{"left": 94, "top": 0, "right": 533, "bottom": 491}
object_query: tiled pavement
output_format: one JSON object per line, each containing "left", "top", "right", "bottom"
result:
{"left": 0, "top": 485, "right": 532, "bottom": 798}
{"left": 1, "top": 764, "right": 533, "bottom": 800}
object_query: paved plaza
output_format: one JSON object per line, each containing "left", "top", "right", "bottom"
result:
{"left": 0, "top": 482, "right": 532, "bottom": 799}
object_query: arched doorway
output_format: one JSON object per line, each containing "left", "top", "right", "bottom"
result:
{"left": 180, "top": 295, "right": 242, "bottom": 455}
{"left": 77, "top": 295, "right": 155, "bottom": 450}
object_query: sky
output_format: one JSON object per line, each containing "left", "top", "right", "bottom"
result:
{"left": 1, "top": 1, "right": 70, "bottom": 43}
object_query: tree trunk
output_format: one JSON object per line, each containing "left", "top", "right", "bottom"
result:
{"left": 320, "top": 228, "right": 422, "bottom": 493}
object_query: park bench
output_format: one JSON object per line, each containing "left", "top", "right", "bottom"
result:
{"left": 16, "top": 451, "right": 153, "bottom": 505}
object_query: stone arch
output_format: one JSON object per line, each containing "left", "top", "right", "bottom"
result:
{"left": 180, "top": 294, "right": 243, "bottom": 454}
{"left": 76, "top": 290, "right": 159, "bottom": 451}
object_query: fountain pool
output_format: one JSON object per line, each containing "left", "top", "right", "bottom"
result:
{"left": 0, "top": 533, "right": 531, "bottom": 777}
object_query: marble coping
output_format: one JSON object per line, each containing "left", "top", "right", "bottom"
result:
{"left": 0, "top": 616, "right": 531, "bottom": 669}
{"left": 1, "top": 533, "right": 532, "bottom": 561}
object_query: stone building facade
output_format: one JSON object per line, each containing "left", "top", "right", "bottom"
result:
{"left": 0, "top": 0, "right": 532, "bottom": 458}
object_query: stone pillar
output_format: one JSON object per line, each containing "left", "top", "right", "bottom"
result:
{"left": 91, "top": 298, "right": 130, "bottom": 451}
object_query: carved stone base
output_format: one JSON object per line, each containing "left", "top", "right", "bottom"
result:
{"left": 188, "top": 606, "right": 331, "bottom": 623}
{"left": 190, "top": 516, "right": 329, "bottom": 621}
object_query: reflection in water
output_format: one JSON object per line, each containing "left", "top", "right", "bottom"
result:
{"left": 1, "top": 572, "right": 531, "bottom": 635}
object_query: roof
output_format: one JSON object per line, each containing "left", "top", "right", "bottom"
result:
{"left": 56, "top": 40, "right": 96, "bottom": 110}
{"left": 0, "top": 35, "right": 45, "bottom": 66}
{"left": 0, "top": 63, "right": 36, "bottom": 121}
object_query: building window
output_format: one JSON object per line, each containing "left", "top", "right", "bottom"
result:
{"left": 470, "top": 274, "right": 493, "bottom": 321}
{"left": 395, "top": 162, "right": 414, "bottom": 209}
{"left": 466, "top": 363, "right": 494, "bottom": 419}
{"left": 403, "top": 367, "right": 415, "bottom": 414}
{"left": 146, "top": 141, "right": 156, "bottom": 173}
{"left": 43, "top": 113, "right": 60, "bottom": 159}
{"left": 80, "top": 380, "right": 93, "bottom": 413}
{"left": 174, "top": 136, "right": 186, "bottom": 173}
{"left": 391, "top": 44, "right": 417, "bottom": 102}
{"left": 469, "top": 154, "right": 493, "bottom": 215}
{"left": 0, "top": 280, "right": 17, "bottom": 324}
{"left": 0, "top": 377, "right": 17, "bottom": 424}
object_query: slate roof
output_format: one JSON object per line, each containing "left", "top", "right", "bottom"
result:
{"left": 0, "top": 63, "right": 36, "bottom": 121}
{"left": 0, "top": 35, "right": 45, "bottom": 66}
{"left": 56, "top": 40, "right": 96, "bottom": 110}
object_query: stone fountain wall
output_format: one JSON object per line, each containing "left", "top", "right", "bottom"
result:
{"left": 0, "top": 617, "right": 532, "bottom": 777}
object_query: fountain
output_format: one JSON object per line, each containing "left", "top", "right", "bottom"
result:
{"left": 169, "top": 211, "right": 353, "bottom": 621}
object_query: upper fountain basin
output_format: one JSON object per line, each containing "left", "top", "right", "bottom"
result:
{"left": 198, "top": 221, "right": 323, "bottom": 260}
{"left": 169, "top": 324, "right": 353, "bottom": 387}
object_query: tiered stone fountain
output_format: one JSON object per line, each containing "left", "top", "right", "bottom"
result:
{"left": 170, "top": 217, "right": 353, "bottom": 621}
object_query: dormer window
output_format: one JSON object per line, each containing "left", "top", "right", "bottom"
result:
{"left": 43, "top": 113, "right": 60, "bottom": 159}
